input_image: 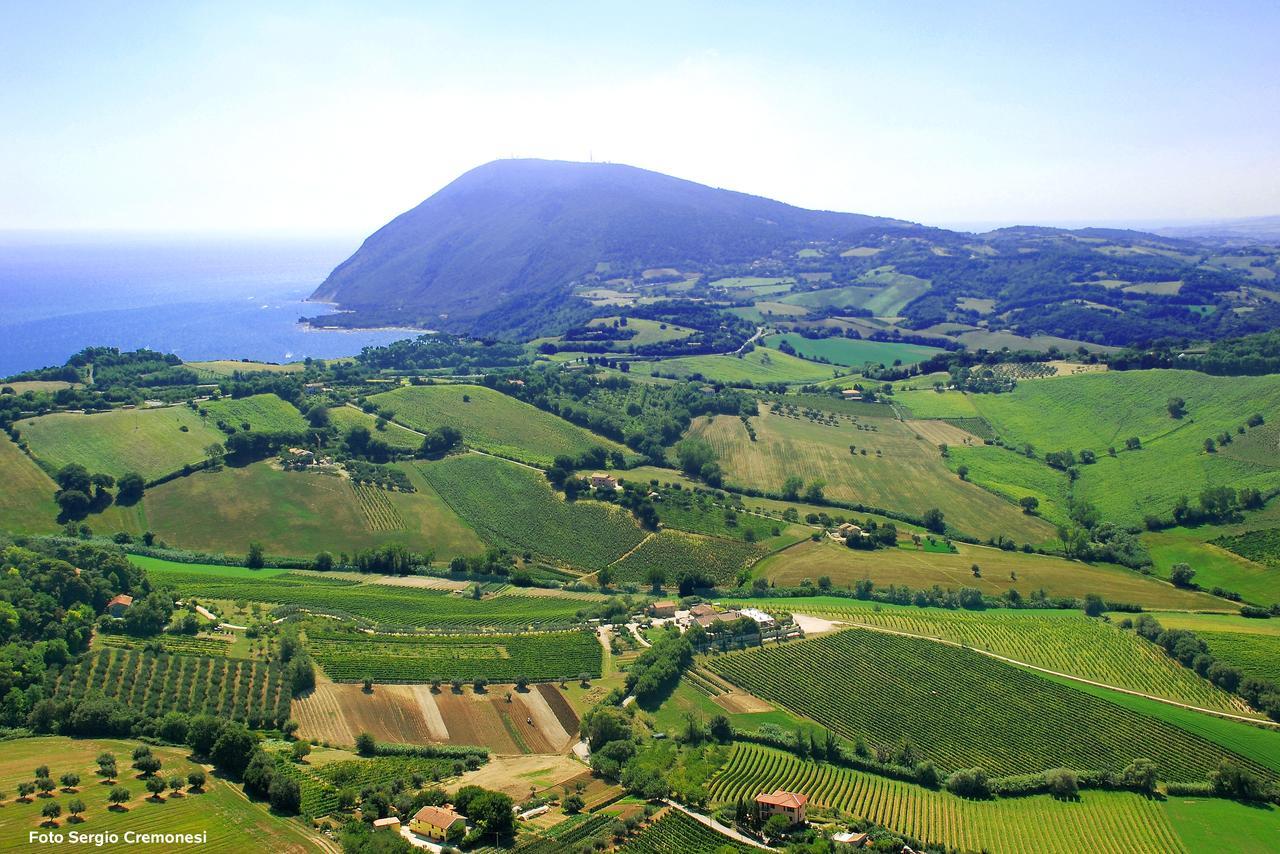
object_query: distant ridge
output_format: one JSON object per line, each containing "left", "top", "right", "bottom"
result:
{"left": 310, "top": 158, "right": 929, "bottom": 333}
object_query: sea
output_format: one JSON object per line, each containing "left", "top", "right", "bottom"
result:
{"left": 0, "top": 231, "right": 418, "bottom": 377}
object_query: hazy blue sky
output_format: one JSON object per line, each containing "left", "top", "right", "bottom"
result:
{"left": 3, "top": 1, "right": 1277, "bottom": 233}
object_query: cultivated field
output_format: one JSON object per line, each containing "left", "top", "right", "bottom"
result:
{"left": 198, "top": 393, "right": 308, "bottom": 433}
{"left": 761, "top": 333, "right": 943, "bottom": 367}
{"left": 689, "top": 408, "right": 1055, "bottom": 542}
{"left": 584, "top": 316, "right": 697, "bottom": 346}
{"left": 139, "top": 460, "right": 483, "bottom": 558}
{"left": 14, "top": 405, "right": 224, "bottom": 481}
{"left": 294, "top": 680, "right": 579, "bottom": 754}
{"left": 618, "top": 809, "right": 752, "bottom": 853}
{"left": 0, "top": 435, "right": 59, "bottom": 533}
{"left": 369, "top": 384, "right": 626, "bottom": 466}
{"left": 707, "top": 743, "right": 1190, "bottom": 854}
{"left": 421, "top": 453, "right": 646, "bottom": 570}
{"left": 186, "top": 359, "right": 303, "bottom": 377}
{"left": 1162, "top": 794, "right": 1280, "bottom": 854}
{"left": 328, "top": 404, "right": 424, "bottom": 450}
{"left": 709, "top": 627, "right": 1266, "bottom": 779}
{"left": 1143, "top": 521, "right": 1280, "bottom": 606}
{"left": 0, "top": 737, "right": 319, "bottom": 853}
{"left": 632, "top": 348, "right": 839, "bottom": 385}
{"left": 607, "top": 529, "right": 768, "bottom": 586}
{"left": 753, "top": 539, "right": 1230, "bottom": 611}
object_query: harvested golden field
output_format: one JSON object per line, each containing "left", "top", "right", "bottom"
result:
{"left": 689, "top": 409, "right": 1055, "bottom": 543}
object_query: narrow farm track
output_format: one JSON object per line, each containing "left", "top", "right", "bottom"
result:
{"left": 660, "top": 800, "right": 771, "bottom": 850}
{"left": 833, "top": 619, "right": 1278, "bottom": 727}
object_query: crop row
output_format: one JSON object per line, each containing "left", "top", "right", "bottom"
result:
{"left": 98, "top": 632, "right": 234, "bottom": 657}
{"left": 708, "top": 627, "right": 1262, "bottom": 780}
{"left": 609, "top": 529, "right": 764, "bottom": 586}
{"left": 352, "top": 482, "right": 405, "bottom": 531}
{"left": 56, "top": 647, "right": 289, "bottom": 727}
{"left": 516, "top": 814, "right": 615, "bottom": 854}
{"left": 706, "top": 743, "right": 1185, "bottom": 853}
{"left": 308, "top": 630, "right": 603, "bottom": 683}
{"left": 618, "top": 810, "right": 751, "bottom": 854}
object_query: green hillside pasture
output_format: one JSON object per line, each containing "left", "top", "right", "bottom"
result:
{"left": 141, "top": 461, "right": 482, "bottom": 558}
{"left": 778, "top": 284, "right": 882, "bottom": 311}
{"left": 133, "top": 555, "right": 587, "bottom": 630}
{"left": 1220, "top": 418, "right": 1280, "bottom": 467}
{"left": 727, "top": 600, "right": 1247, "bottom": 714}
{"left": 706, "top": 743, "right": 1186, "bottom": 854}
{"left": 753, "top": 539, "right": 1228, "bottom": 611}
{"left": 893, "top": 389, "right": 982, "bottom": 419}
{"left": 947, "top": 443, "right": 1074, "bottom": 528}
{"left": 708, "top": 276, "right": 793, "bottom": 289}
{"left": 759, "top": 392, "right": 895, "bottom": 419}
{"left": 307, "top": 630, "right": 602, "bottom": 683}
{"left": 54, "top": 647, "right": 291, "bottom": 726}
{"left": 1163, "top": 794, "right": 1280, "bottom": 854}
{"left": 369, "top": 384, "right": 626, "bottom": 467}
{"left": 606, "top": 530, "right": 767, "bottom": 586}
{"left": 15, "top": 405, "right": 225, "bottom": 481}
{"left": 762, "top": 334, "right": 943, "bottom": 367}
{"left": 1143, "top": 526, "right": 1280, "bottom": 606}
{"left": 187, "top": 359, "right": 303, "bottom": 377}
{"left": 0, "top": 736, "right": 320, "bottom": 853}
{"left": 585, "top": 316, "right": 697, "bottom": 346}
{"left": 618, "top": 809, "right": 752, "bottom": 853}
{"left": 0, "top": 434, "right": 60, "bottom": 533}
{"left": 328, "top": 404, "right": 425, "bottom": 450}
{"left": 650, "top": 489, "right": 793, "bottom": 543}
{"left": 968, "top": 370, "right": 1280, "bottom": 526}
{"left": 851, "top": 269, "right": 932, "bottom": 315}
{"left": 199, "top": 392, "right": 309, "bottom": 433}
{"left": 420, "top": 454, "right": 645, "bottom": 571}
{"left": 635, "top": 348, "right": 838, "bottom": 385}
{"left": 708, "top": 627, "right": 1269, "bottom": 780}
{"left": 689, "top": 409, "right": 1055, "bottom": 542}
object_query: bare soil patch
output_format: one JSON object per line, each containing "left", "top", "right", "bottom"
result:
{"left": 537, "top": 683, "right": 581, "bottom": 734}
{"left": 712, "top": 690, "right": 776, "bottom": 714}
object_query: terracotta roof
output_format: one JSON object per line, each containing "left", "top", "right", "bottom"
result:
{"left": 689, "top": 603, "right": 716, "bottom": 617}
{"left": 107, "top": 594, "right": 133, "bottom": 607}
{"left": 412, "top": 805, "right": 464, "bottom": 827}
{"left": 372, "top": 817, "right": 401, "bottom": 828}
{"left": 756, "top": 789, "right": 809, "bottom": 808}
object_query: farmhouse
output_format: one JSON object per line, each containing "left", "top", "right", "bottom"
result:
{"left": 303, "top": 382, "right": 326, "bottom": 395}
{"left": 649, "top": 600, "right": 677, "bottom": 618}
{"left": 841, "top": 388, "right": 863, "bottom": 400}
{"left": 372, "top": 817, "right": 400, "bottom": 831}
{"left": 688, "top": 603, "right": 717, "bottom": 618}
{"left": 287, "top": 447, "right": 315, "bottom": 463}
{"left": 834, "top": 522, "right": 867, "bottom": 542}
{"left": 832, "top": 829, "right": 869, "bottom": 847}
{"left": 409, "top": 805, "right": 466, "bottom": 841}
{"left": 695, "top": 609, "right": 742, "bottom": 629}
{"left": 589, "top": 472, "right": 620, "bottom": 491}
{"left": 107, "top": 594, "right": 133, "bottom": 617}
{"left": 739, "top": 607, "right": 779, "bottom": 631}
{"left": 756, "top": 789, "right": 809, "bottom": 826}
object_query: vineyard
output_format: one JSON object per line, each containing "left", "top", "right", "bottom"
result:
{"left": 307, "top": 630, "right": 602, "bottom": 683}
{"left": 742, "top": 602, "right": 1250, "bottom": 714}
{"left": 98, "top": 632, "right": 234, "bottom": 657}
{"left": 421, "top": 453, "right": 647, "bottom": 570}
{"left": 617, "top": 809, "right": 752, "bottom": 853}
{"left": 937, "top": 416, "right": 998, "bottom": 440}
{"left": 1196, "top": 630, "right": 1280, "bottom": 685}
{"left": 352, "top": 482, "right": 406, "bottom": 531}
{"left": 269, "top": 751, "right": 470, "bottom": 819}
{"left": 513, "top": 814, "right": 615, "bottom": 854}
{"left": 608, "top": 529, "right": 766, "bottom": 586}
{"left": 55, "top": 648, "right": 291, "bottom": 727}
{"left": 1212, "top": 528, "right": 1280, "bottom": 566}
{"left": 708, "top": 628, "right": 1267, "bottom": 780}
{"left": 706, "top": 743, "right": 1187, "bottom": 854}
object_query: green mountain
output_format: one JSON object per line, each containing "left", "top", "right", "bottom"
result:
{"left": 308, "top": 158, "right": 928, "bottom": 333}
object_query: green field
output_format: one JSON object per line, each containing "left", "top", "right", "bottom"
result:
{"left": 1142, "top": 612, "right": 1280, "bottom": 684}
{"left": 709, "top": 627, "right": 1265, "bottom": 779}
{"left": 752, "top": 540, "right": 1230, "bottom": 611}
{"left": 1212, "top": 527, "right": 1280, "bottom": 567}
{"left": 199, "top": 393, "right": 308, "bottom": 433}
{"left": 690, "top": 408, "right": 1057, "bottom": 542}
{"left": 606, "top": 529, "right": 767, "bottom": 586}
{"left": 136, "top": 460, "right": 483, "bottom": 559}
{"left": 0, "top": 737, "right": 319, "bottom": 853}
{"left": 1144, "top": 526, "right": 1280, "bottom": 606}
{"left": 1163, "top": 795, "right": 1280, "bottom": 853}
{"left": 54, "top": 647, "right": 292, "bottom": 727}
{"left": 778, "top": 284, "right": 883, "bottom": 311}
{"left": 15, "top": 405, "right": 225, "bottom": 481}
{"left": 369, "top": 384, "right": 626, "bottom": 466}
{"left": 848, "top": 268, "right": 932, "bottom": 315}
{"left": 720, "top": 599, "right": 1248, "bottom": 714}
{"left": 132, "top": 555, "right": 588, "bottom": 630}
{"left": 634, "top": 348, "right": 839, "bottom": 385}
{"left": 584, "top": 316, "right": 697, "bottom": 346}
{"left": 707, "top": 743, "right": 1189, "bottom": 854}
{"left": 187, "top": 359, "right": 303, "bottom": 377}
{"left": 307, "top": 629, "right": 602, "bottom": 682}
{"left": 0, "top": 434, "right": 59, "bottom": 533}
{"left": 618, "top": 809, "right": 751, "bottom": 853}
{"left": 420, "top": 453, "right": 646, "bottom": 571}
{"left": 894, "top": 388, "right": 983, "bottom": 419}
{"left": 761, "top": 334, "right": 943, "bottom": 367}
{"left": 947, "top": 442, "right": 1075, "bottom": 527}
{"left": 708, "top": 276, "right": 794, "bottom": 289}
{"left": 329, "top": 404, "right": 425, "bottom": 450}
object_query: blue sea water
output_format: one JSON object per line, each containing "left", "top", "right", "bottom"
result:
{"left": 0, "top": 232, "right": 417, "bottom": 376}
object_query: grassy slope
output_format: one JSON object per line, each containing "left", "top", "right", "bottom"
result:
{"left": 200, "top": 393, "right": 309, "bottom": 433}
{"left": 761, "top": 334, "right": 942, "bottom": 367}
{"left": 1143, "top": 520, "right": 1280, "bottom": 607}
{"left": 328, "top": 404, "right": 424, "bottom": 451}
{"left": 633, "top": 348, "right": 839, "bottom": 385}
{"left": 0, "top": 435, "right": 60, "bottom": 534}
{"left": 1163, "top": 796, "right": 1280, "bottom": 853}
{"left": 14, "top": 406, "right": 225, "bottom": 481}
{"left": 0, "top": 736, "right": 319, "bottom": 853}
{"left": 752, "top": 539, "right": 1231, "bottom": 611}
{"left": 948, "top": 443, "right": 1074, "bottom": 528}
{"left": 369, "top": 384, "right": 626, "bottom": 467}
{"left": 690, "top": 408, "right": 1056, "bottom": 542}
{"left": 140, "top": 460, "right": 482, "bottom": 558}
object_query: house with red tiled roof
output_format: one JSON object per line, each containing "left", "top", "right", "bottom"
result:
{"left": 410, "top": 804, "right": 465, "bottom": 842}
{"left": 756, "top": 789, "right": 808, "bottom": 825}
{"left": 107, "top": 594, "right": 133, "bottom": 618}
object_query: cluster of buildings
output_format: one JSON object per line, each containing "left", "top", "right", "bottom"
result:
{"left": 830, "top": 522, "right": 868, "bottom": 543}
{"left": 281, "top": 447, "right": 333, "bottom": 468}
{"left": 372, "top": 803, "right": 467, "bottom": 844}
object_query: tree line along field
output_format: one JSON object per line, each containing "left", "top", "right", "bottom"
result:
{"left": 723, "top": 598, "right": 1250, "bottom": 714}
{"left": 1148, "top": 612, "right": 1280, "bottom": 686}
{"left": 306, "top": 629, "right": 602, "bottom": 683}
{"left": 708, "top": 627, "right": 1272, "bottom": 781}
{"left": 0, "top": 736, "right": 320, "bottom": 853}
{"left": 706, "top": 743, "right": 1191, "bottom": 854}
{"left": 368, "top": 383, "right": 629, "bottom": 467}
{"left": 328, "top": 403, "right": 424, "bottom": 450}
{"left": 130, "top": 459, "right": 484, "bottom": 559}
{"left": 688, "top": 408, "right": 1056, "bottom": 543}
{"left": 616, "top": 809, "right": 753, "bottom": 853}
{"left": 761, "top": 333, "right": 943, "bottom": 367}
{"left": 133, "top": 555, "right": 591, "bottom": 630}
{"left": 54, "top": 647, "right": 292, "bottom": 728}
{"left": 421, "top": 453, "right": 647, "bottom": 570}
{"left": 752, "top": 538, "right": 1228, "bottom": 611}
